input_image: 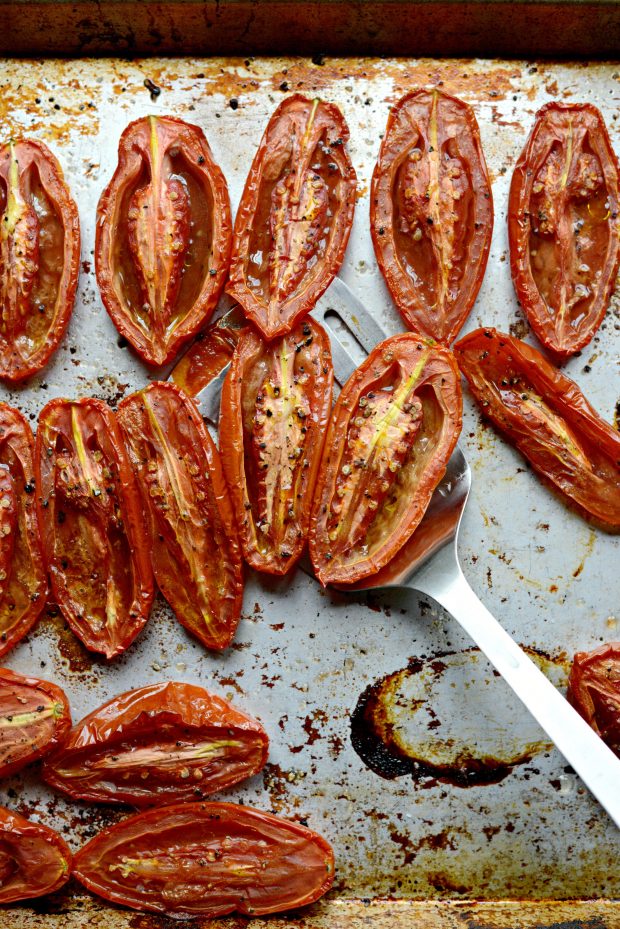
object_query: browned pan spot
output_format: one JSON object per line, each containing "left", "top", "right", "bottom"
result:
{"left": 39, "top": 605, "right": 103, "bottom": 675}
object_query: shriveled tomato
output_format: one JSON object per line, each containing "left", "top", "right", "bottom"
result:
{"left": 43, "top": 681, "right": 268, "bottom": 806}
{"left": 118, "top": 382, "right": 243, "bottom": 649}
{"left": 371, "top": 89, "right": 493, "bottom": 344}
{"left": 226, "top": 94, "right": 357, "bottom": 340}
{"left": 568, "top": 643, "right": 620, "bottom": 756}
{"left": 0, "top": 806, "right": 71, "bottom": 902}
{"left": 0, "top": 139, "right": 80, "bottom": 381}
{"left": 0, "top": 667, "right": 70, "bottom": 778}
{"left": 36, "top": 398, "right": 154, "bottom": 658}
{"left": 0, "top": 403, "right": 47, "bottom": 657}
{"left": 454, "top": 327, "right": 620, "bottom": 530}
{"left": 73, "top": 801, "right": 334, "bottom": 917}
{"left": 171, "top": 305, "right": 249, "bottom": 397}
{"left": 509, "top": 102, "right": 620, "bottom": 358}
{"left": 310, "top": 334, "right": 461, "bottom": 585}
{"left": 96, "top": 116, "right": 232, "bottom": 366}
{"left": 220, "top": 318, "right": 333, "bottom": 574}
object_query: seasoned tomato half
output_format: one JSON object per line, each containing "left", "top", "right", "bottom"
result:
{"left": 36, "top": 398, "right": 154, "bottom": 659}
{"left": 568, "top": 643, "right": 620, "bottom": 757}
{"left": 0, "top": 668, "right": 70, "bottom": 778}
{"left": 371, "top": 89, "right": 493, "bottom": 344}
{"left": 171, "top": 305, "right": 250, "bottom": 397}
{"left": 509, "top": 102, "right": 620, "bottom": 358}
{"left": 96, "top": 116, "right": 232, "bottom": 366}
{"left": 118, "top": 382, "right": 244, "bottom": 649}
{"left": 43, "top": 681, "right": 268, "bottom": 806}
{"left": 0, "top": 139, "right": 80, "bottom": 381}
{"left": 0, "top": 806, "right": 71, "bottom": 903}
{"left": 73, "top": 801, "right": 334, "bottom": 917}
{"left": 220, "top": 318, "right": 333, "bottom": 574}
{"left": 309, "top": 334, "right": 462, "bottom": 585}
{"left": 454, "top": 327, "right": 620, "bottom": 530}
{"left": 226, "top": 94, "right": 357, "bottom": 340}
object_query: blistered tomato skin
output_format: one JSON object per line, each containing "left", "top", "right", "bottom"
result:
{"left": 73, "top": 801, "right": 334, "bottom": 917}
{"left": 96, "top": 116, "right": 232, "bottom": 366}
{"left": 568, "top": 644, "right": 620, "bottom": 756}
{"left": 0, "top": 668, "right": 70, "bottom": 778}
{"left": 0, "top": 806, "right": 71, "bottom": 903}
{"left": 509, "top": 103, "right": 620, "bottom": 359}
{"left": 454, "top": 328, "right": 620, "bottom": 530}
{"left": 371, "top": 89, "right": 493, "bottom": 344}
{"left": 170, "top": 305, "right": 250, "bottom": 397}
{"left": 226, "top": 94, "right": 357, "bottom": 340}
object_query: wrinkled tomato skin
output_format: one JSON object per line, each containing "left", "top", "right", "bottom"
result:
{"left": 0, "top": 139, "right": 80, "bottom": 381}
{"left": 310, "top": 334, "right": 462, "bottom": 586}
{"left": 371, "top": 89, "right": 493, "bottom": 344}
{"left": 171, "top": 305, "right": 250, "bottom": 397}
{"left": 226, "top": 94, "right": 357, "bottom": 340}
{"left": 0, "top": 806, "right": 71, "bottom": 903}
{"left": 35, "top": 398, "right": 155, "bottom": 659}
{"left": 96, "top": 116, "right": 232, "bottom": 366}
{"left": 568, "top": 643, "right": 620, "bottom": 756}
{"left": 220, "top": 318, "right": 333, "bottom": 575}
{"left": 0, "top": 668, "right": 70, "bottom": 778}
{"left": 454, "top": 327, "right": 620, "bottom": 531}
{"left": 73, "top": 801, "right": 334, "bottom": 917}
{"left": 117, "top": 382, "right": 244, "bottom": 650}
{"left": 508, "top": 103, "right": 620, "bottom": 359}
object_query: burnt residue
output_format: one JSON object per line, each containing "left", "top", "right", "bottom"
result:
{"left": 40, "top": 605, "right": 104, "bottom": 675}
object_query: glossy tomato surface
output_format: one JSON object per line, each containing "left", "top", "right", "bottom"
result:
{"left": 0, "top": 806, "right": 71, "bottom": 903}
{"left": 36, "top": 398, "right": 154, "bottom": 658}
{"left": 568, "top": 643, "right": 620, "bottom": 757}
{"left": 118, "top": 382, "right": 244, "bottom": 649}
{"left": 96, "top": 116, "right": 232, "bottom": 366}
{"left": 226, "top": 94, "right": 356, "bottom": 340}
{"left": 310, "top": 334, "right": 462, "bottom": 585}
{"left": 73, "top": 801, "right": 334, "bottom": 917}
{"left": 220, "top": 318, "right": 333, "bottom": 574}
{"left": 0, "top": 668, "right": 70, "bottom": 778}
{"left": 509, "top": 102, "right": 620, "bottom": 359}
{"left": 454, "top": 327, "right": 620, "bottom": 530}
{"left": 171, "top": 305, "right": 250, "bottom": 397}
{"left": 0, "top": 139, "right": 80, "bottom": 381}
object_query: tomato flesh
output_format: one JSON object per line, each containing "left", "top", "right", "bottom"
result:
{"left": 568, "top": 644, "right": 620, "bottom": 757}
{"left": 171, "top": 305, "right": 249, "bottom": 397}
{"left": 0, "top": 807, "right": 71, "bottom": 903}
{"left": 0, "top": 668, "right": 70, "bottom": 778}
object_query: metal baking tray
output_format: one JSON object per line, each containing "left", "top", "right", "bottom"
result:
{"left": 0, "top": 51, "right": 619, "bottom": 928}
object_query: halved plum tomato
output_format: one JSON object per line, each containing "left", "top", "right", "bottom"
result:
{"left": 0, "top": 403, "right": 47, "bottom": 657}
{"left": 117, "top": 382, "right": 244, "bottom": 649}
{"left": 73, "top": 801, "right": 334, "bottom": 917}
{"left": 36, "top": 397, "right": 154, "bottom": 658}
{"left": 0, "top": 806, "right": 71, "bottom": 903}
{"left": 370, "top": 89, "right": 493, "bottom": 344}
{"left": 226, "top": 94, "right": 357, "bottom": 340}
{"left": 170, "top": 304, "right": 250, "bottom": 397}
{"left": 309, "top": 334, "right": 462, "bottom": 585}
{"left": 0, "top": 667, "right": 70, "bottom": 778}
{"left": 454, "top": 327, "right": 620, "bottom": 530}
{"left": 568, "top": 643, "right": 620, "bottom": 757}
{"left": 509, "top": 102, "right": 620, "bottom": 359}
{"left": 96, "top": 116, "right": 232, "bottom": 366}
{"left": 43, "top": 681, "right": 268, "bottom": 806}
{"left": 0, "top": 139, "right": 80, "bottom": 381}
{"left": 220, "top": 318, "right": 333, "bottom": 574}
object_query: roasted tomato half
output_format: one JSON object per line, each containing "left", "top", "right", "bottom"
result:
{"left": 454, "top": 328, "right": 620, "bottom": 530}
{"left": 0, "top": 139, "right": 80, "bottom": 381}
{"left": 118, "top": 382, "right": 244, "bottom": 649}
{"left": 171, "top": 305, "right": 250, "bottom": 397}
{"left": 96, "top": 116, "right": 232, "bottom": 366}
{"left": 43, "top": 681, "right": 268, "bottom": 806}
{"left": 0, "top": 403, "right": 47, "bottom": 657}
{"left": 0, "top": 668, "right": 70, "bottom": 778}
{"left": 36, "top": 398, "right": 154, "bottom": 658}
{"left": 310, "top": 334, "right": 462, "bottom": 585}
{"left": 0, "top": 807, "right": 71, "bottom": 903}
{"left": 509, "top": 102, "right": 620, "bottom": 358}
{"left": 73, "top": 801, "right": 334, "bottom": 917}
{"left": 371, "top": 89, "right": 493, "bottom": 344}
{"left": 568, "top": 643, "right": 620, "bottom": 756}
{"left": 226, "top": 94, "right": 357, "bottom": 340}
{"left": 220, "top": 318, "right": 333, "bottom": 574}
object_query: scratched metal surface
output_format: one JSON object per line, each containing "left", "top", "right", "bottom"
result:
{"left": 0, "top": 57, "right": 619, "bottom": 924}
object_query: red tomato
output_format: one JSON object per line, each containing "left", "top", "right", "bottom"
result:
{"left": 509, "top": 102, "right": 620, "bottom": 358}
{"left": 73, "top": 801, "right": 334, "bottom": 917}
{"left": 371, "top": 89, "right": 493, "bottom": 344}
{"left": 310, "top": 334, "right": 462, "bottom": 585}
{"left": 226, "top": 94, "right": 357, "bottom": 340}
{"left": 568, "top": 643, "right": 620, "bottom": 756}
{"left": 170, "top": 305, "right": 250, "bottom": 397}
{"left": 36, "top": 398, "right": 154, "bottom": 658}
{"left": 117, "top": 382, "right": 244, "bottom": 649}
{"left": 454, "top": 327, "right": 620, "bottom": 530}
{"left": 0, "top": 667, "right": 70, "bottom": 778}
{"left": 96, "top": 116, "right": 232, "bottom": 366}
{"left": 0, "top": 139, "right": 80, "bottom": 381}
{"left": 220, "top": 318, "right": 333, "bottom": 574}
{"left": 0, "top": 806, "right": 71, "bottom": 902}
